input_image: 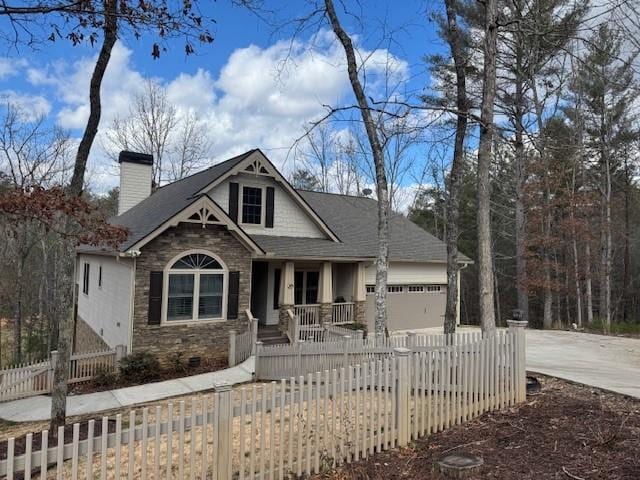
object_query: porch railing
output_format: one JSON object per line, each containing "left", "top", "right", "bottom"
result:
{"left": 293, "top": 304, "right": 320, "bottom": 327}
{"left": 228, "top": 309, "right": 258, "bottom": 367}
{"left": 286, "top": 309, "right": 298, "bottom": 343}
{"left": 331, "top": 301, "right": 355, "bottom": 325}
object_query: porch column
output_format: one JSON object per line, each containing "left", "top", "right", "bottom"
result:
{"left": 279, "top": 261, "right": 295, "bottom": 331}
{"left": 354, "top": 262, "right": 366, "bottom": 302}
{"left": 319, "top": 262, "right": 333, "bottom": 324}
{"left": 353, "top": 262, "right": 367, "bottom": 326}
{"left": 281, "top": 261, "right": 295, "bottom": 306}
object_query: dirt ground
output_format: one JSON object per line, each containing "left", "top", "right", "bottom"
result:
{"left": 311, "top": 375, "right": 640, "bottom": 480}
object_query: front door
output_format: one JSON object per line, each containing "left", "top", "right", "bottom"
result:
{"left": 294, "top": 271, "right": 320, "bottom": 305}
{"left": 250, "top": 261, "right": 269, "bottom": 324}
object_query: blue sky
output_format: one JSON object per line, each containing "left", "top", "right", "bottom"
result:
{"left": 0, "top": 0, "right": 448, "bottom": 200}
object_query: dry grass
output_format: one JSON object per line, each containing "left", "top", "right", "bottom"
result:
{"left": 2, "top": 378, "right": 406, "bottom": 479}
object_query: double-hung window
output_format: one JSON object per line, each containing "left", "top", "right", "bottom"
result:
{"left": 242, "top": 186, "right": 263, "bottom": 224}
{"left": 166, "top": 252, "right": 227, "bottom": 323}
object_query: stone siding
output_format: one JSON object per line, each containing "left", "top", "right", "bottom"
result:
{"left": 74, "top": 315, "right": 110, "bottom": 353}
{"left": 132, "top": 223, "right": 252, "bottom": 365}
{"left": 278, "top": 304, "right": 293, "bottom": 333}
{"left": 354, "top": 301, "right": 366, "bottom": 327}
{"left": 319, "top": 303, "right": 332, "bottom": 325}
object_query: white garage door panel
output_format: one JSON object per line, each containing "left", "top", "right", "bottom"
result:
{"left": 364, "top": 287, "right": 446, "bottom": 332}
{"left": 365, "top": 262, "right": 447, "bottom": 285}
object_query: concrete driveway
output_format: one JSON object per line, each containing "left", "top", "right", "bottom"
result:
{"left": 526, "top": 330, "right": 640, "bottom": 399}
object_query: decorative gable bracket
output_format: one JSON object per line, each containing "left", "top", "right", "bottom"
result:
{"left": 243, "top": 157, "right": 271, "bottom": 176}
{"left": 125, "top": 194, "right": 264, "bottom": 255}
{"left": 184, "top": 205, "right": 221, "bottom": 228}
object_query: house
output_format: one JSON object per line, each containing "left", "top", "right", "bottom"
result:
{"left": 75, "top": 149, "right": 471, "bottom": 363}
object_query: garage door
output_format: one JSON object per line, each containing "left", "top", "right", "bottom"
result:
{"left": 364, "top": 284, "right": 446, "bottom": 331}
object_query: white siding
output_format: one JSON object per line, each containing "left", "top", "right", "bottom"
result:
{"left": 365, "top": 261, "right": 448, "bottom": 285}
{"left": 76, "top": 254, "right": 133, "bottom": 349}
{"left": 118, "top": 162, "right": 152, "bottom": 215}
{"left": 209, "top": 173, "right": 326, "bottom": 238}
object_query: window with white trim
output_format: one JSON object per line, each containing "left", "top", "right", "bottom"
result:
{"left": 387, "top": 285, "right": 404, "bottom": 293}
{"left": 426, "top": 285, "right": 442, "bottom": 293}
{"left": 408, "top": 285, "right": 424, "bottom": 293}
{"left": 241, "top": 186, "right": 263, "bottom": 224}
{"left": 166, "top": 252, "right": 227, "bottom": 322}
{"left": 82, "top": 263, "right": 90, "bottom": 295}
{"left": 366, "top": 285, "right": 375, "bottom": 294}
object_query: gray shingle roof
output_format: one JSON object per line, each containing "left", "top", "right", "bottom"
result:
{"left": 295, "top": 191, "right": 471, "bottom": 263}
{"left": 81, "top": 150, "right": 468, "bottom": 264}
{"left": 106, "top": 150, "right": 255, "bottom": 252}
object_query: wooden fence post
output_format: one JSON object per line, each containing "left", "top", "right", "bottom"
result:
{"left": 228, "top": 331, "right": 237, "bottom": 367}
{"left": 115, "top": 345, "right": 127, "bottom": 363}
{"left": 507, "top": 320, "right": 528, "bottom": 402}
{"left": 407, "top": 331, "right": 416, "bottom": 350}
{"left": 213, "top": 381, "right": 233, "bottom": 479}
{"left": 342, "top": 336, "right": 351, "bottom": 368}
{"left": 394, "top": 347, "right": 411, "bottom": 447}
{"left": 252, "top": 319, "right": 259, "bottom": 345}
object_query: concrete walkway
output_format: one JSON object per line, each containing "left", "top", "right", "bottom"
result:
{"left": 526, "top": 330, "right": 640, "bottom": 399}
{"left": 0, "top": 357, "right": 254, "bottom": 422}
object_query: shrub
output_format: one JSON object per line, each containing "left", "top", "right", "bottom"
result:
{"left": 92, "top": 366, "right": 118, "bottom": 388}
{"left": 167, "top": 351, "right": 186, "bottom": 374}
{"left": 119, "top": 352, "right": 161, "bottom": 383}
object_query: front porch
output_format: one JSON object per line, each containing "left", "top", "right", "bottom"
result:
{"left": 250, "top": 259, "right": 368, "bottom": 343}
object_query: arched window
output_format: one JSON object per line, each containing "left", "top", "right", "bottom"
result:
{"left": 165, "top": 251, "right": 227, "bottom": 323}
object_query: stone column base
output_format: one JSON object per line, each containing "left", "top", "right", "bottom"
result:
{"left": 278, "top": 305, "right": 293, "bottom": 332}
{"left": 354, "top": 301, "right": 366, "bottom": 328}
{"left": 319, "top": 303, "right": 333, "bottom": 325}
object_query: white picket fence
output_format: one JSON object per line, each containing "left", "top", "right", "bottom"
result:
{"left": 228, "top": 310, "right": 259, "bottom": 367}
{"left": 0, "top": 322, "right": 527, "bottom": 479}
{"left": 255, "top": 329, "right": 491, "bottom": 381}
{"left": 0, "top": 347, "right": 124, "bottom": 402}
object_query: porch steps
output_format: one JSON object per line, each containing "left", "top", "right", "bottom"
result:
{"left": 257, "top": 325, "right": 290, "bottom": 346}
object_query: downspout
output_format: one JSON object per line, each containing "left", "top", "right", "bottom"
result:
{"left": 128, "top": 256, "right": 137, "bottom": 354}
{"left": 122, "top": 250, "right": 141, "bottom": 355}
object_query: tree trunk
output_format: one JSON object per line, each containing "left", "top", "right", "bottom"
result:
{"left": 600, "top": 173, "right": 612, "bottom": 329}
{"left": 13, "top": 254, "right": 24, "bottom": 364}
{"left": 442, "top": 0, "right": 468, "bottom": 335}
{"left": 572, "top": 234, "right": 583, "bottom": 327}
{"left": 324, "top": 0, "right": 390, "bottom": 335}
{"left": 68, "top": 0, "right": 118, "bottom": 197}
{"left": 50, "top": 0, "right": 118, "bottom": 430}
{"left": 514, "top": 82, "right": 529, "bottom": 324}
{"left": 585, "top": 241, "right": 594, "bottom": 324}
{"left": 623, "top": 157, "right": 631, "bottom": 322}
{"left": 476, "top": 0, "right": 498, "bottom": 334}
{"left": 543, "top": 190, "right": 553, "bottom": 329}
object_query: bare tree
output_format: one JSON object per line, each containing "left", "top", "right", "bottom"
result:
{"left": 168, "top": 111, "right": 211, "bottom": 182}
{"left": 0, "top": 105, "right": 72, "bottom": 364}
{"left": 441, "top": 0, "right": 470, "bottom": 334}
{"left": 105, "top": 81, "right": 210, "bottom": 184}
{"left": 324, "top": 0, "right": 390, "bottom": 335}
{"left": 476, "top": 0, "right": 498, "bottom": 334}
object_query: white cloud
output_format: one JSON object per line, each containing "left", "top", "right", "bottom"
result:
{"left": 21, "top": 31, "right": 410, "bottom": 192}
{"left": 0, "top": 90, "right": 51, "bottom": 119}
{"left": 0, "top": 58, "right": 27, "bottom": 79}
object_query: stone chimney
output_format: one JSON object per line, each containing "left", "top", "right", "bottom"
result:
{"left": 118, "top": 151, "right": 153, "bottom": 215}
